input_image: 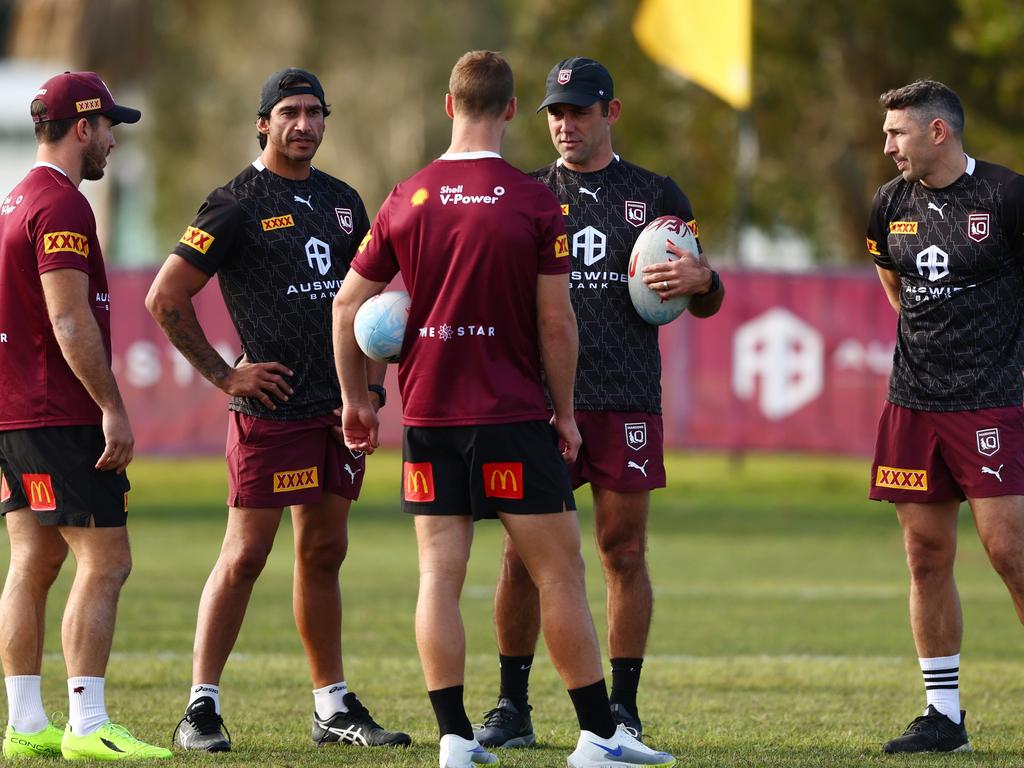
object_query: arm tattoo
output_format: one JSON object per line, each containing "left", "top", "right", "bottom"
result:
{"left": 156, "top": 305, "right": 232, "bottom": 387}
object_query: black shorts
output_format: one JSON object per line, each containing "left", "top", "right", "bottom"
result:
{"left": 0, "top": 426, "right": 130, "bottom": 527}
{"left": 402, "top": 420, "right": 576, "bottom": 520}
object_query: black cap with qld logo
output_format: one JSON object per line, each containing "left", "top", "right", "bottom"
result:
{"left": 537, "top": 57, "right": 614, "bottom": 112}
{"left": 32, "top": 71, "right": 141, "bottom": 125}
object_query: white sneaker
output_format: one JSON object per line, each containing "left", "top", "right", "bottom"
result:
{"left": 439, "top": 733, "right": 499, "bottom": 767}
{"left": 567, "top": 724, "right": 676, "bottom": 767}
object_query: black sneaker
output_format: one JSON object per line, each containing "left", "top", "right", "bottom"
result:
{"left": 473, "top": 698, "right": 536, "bottom": 748}
{"left": 312, "top": 692, "right": 411, "bottom": 747}
{"left": 172, "top": 696, "right": 232, "bottom": 752}
{"left": 610, "top": 702, "right": 644, "bottom": 742}
{"left": 882, "top": 705, "right": 971, "bottom": 753}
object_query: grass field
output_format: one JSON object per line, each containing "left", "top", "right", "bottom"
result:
{"left": 2, "top": 450, "right": 1023, "bottom": 766}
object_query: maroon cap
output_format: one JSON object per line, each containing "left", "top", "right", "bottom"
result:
{"left": 32, "top": 71, "right": 141, "bottom": 126}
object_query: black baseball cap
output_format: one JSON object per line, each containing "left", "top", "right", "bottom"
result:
{"left": 537, "top": 57, "right": 614, "bottom": 112}
{"left": 258, "top": 67, "right": 326, "bottom": 116}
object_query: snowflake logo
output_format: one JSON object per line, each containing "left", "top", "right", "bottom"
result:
{"left": 439, "top": 323, "right": 454, "bottom": 341}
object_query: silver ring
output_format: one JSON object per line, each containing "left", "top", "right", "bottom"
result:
{"left": 661, "top": 281, "right": 669, "bottom": 291}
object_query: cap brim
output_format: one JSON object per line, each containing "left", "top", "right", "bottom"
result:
{"left": 104, "top": 105, "right": 141, "bottom": 125}
{"left": 536, "top": 90, "right": 600, "bottom": 112}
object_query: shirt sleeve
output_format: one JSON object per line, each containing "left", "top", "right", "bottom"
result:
{"left": 350, "top": 191, "right": 399, "bottom": 284}
{"left": 661, "top": 176, "right": 702, "bottom": 253}
{"left": 535, "top": 184, "right": 570, "bottom": 275}
{"left": 30, "top": 187, "right": 96, "bottom": 276}
{"left": 171, "top": 186, "right": 244, "bottom": 275}
{"left": 1002, "top": 173, "right": 1024, "bottom": 263}
{"left": 866, "top": 186, "right": 892, "bottom": 269}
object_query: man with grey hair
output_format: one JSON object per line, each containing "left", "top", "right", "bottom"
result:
{"left": 867, "top": 78, "right": 1024, "bottom": 753}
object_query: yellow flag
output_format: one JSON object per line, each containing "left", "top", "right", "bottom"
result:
{"left": 633, "top": 0, "right": 752, "bottom": 110}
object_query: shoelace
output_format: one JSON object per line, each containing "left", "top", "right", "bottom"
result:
{"left": 481, "top": 705, "right": 519, "bottom": 729}
{"left": 171, "top": 708, "right": 231, "bottom": 745}
{"left": 902, "top": 713, "right": 945, "bottom": 735}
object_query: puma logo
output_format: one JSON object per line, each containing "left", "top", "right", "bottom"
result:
{"left": 927, "top": 201, "right": 948, "bottom": 219}
{"left": 344, "top": 464, "right": 362, "bottom": 483}
{"left": 627, "top": 460, "right": 649, "bottom": 477}
{"left": 579, "top": 186, "right": 601, "bottom": 201}
{"left": 982, "top": 464, "right": 1004, "bottom": 482}
{"left": 294, "top": 194, "right": 314, "bottom": 210}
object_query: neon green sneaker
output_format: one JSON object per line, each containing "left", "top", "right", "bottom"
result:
{"left": 61, "top": 722, "right": 172, "bottom": 761}
{"left": 2, "top": 722, "right": 64, "bottom": 758}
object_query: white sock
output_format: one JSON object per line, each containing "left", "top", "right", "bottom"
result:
{"left": 920, "top": 654, "right": 961, "bottom": 724}
{"left": 5, "top": 675, "right": 48, "bottom": 733}
{"left": 67, "top": 676, "right": 108, "bottom": 735}
{"left": 188, "top": 683, "right": 220, "bottom": 715}
{"left": 313, "top": 681, "right": 348, "bottom": 719}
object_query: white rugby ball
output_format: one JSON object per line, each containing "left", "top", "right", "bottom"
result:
{"left": 354, "top": 290, "right": 410, "bottom": 363}
{"left": 627, "top": 216, "right": 698, "bottom": 325}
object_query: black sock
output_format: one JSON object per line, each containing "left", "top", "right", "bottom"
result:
{"left": 428, "top": 686, "right": 473, "bottom": 740}
{"left": 568, "top": 679, "right": 616, "bottom": 738}
{"left": 609, "top": 657, "right": 643, "bottom": 715}
{"left": 498, "top": 654, "right": 534, "bottom": 709}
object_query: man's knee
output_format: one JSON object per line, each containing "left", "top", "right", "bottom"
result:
{"left": 904, "top": 533, "right": 955, "bottom": 582}
{"left": 9, "top": 547, "right": 68, "bottom": 589}
{"left": 297, "top": 534, "right": 347, "bottom": 573}
{"left": 220, "top": 541, "right": 273, "bottom": 584}
{"left": 985, "top": 539, "right": 1024, "bottom": 583}
{"left": 596, "top": 530, "right": 647, "bottom": 576}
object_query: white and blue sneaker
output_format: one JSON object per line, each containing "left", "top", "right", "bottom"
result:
{"left": 567, "top": 725, "right": 675, "bottom": 767}
{"left": 439, "top": 733, "right": 498, "bottom": 767}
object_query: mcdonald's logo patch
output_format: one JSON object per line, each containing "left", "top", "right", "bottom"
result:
{"left": 561, "top": 204, "right": 569, "bottom": 216}
{"left": 0, "top": 474, "right": 10, "bottom": 503}
{"left": 42, "top": 231, "right": 89, "bottom": 258}
{"left": 22, "top": 473, "right": 56, "bottom": 511}
{"left": 875, "top": 465, "right": 928, "bottom": 491}
{"left": 889, "top": 221, "right": 918, "bottom": 235}
{"left": 273, "top": 466, "right": 319, "bottom": 493}
{"left": 555, "top": 233, "right": 569, "bottom": 258}
{"left": 866, "top": 237, "right": 880, "bottom": 256}
{"left": 76, "top": 98, "right": 102, "bottom": 112}
{"left": 404, "top": 462, "right": 435, "bottom": 502}
{"left": 483, "top": 462, "right": 523, "bottom": 500}
{"left": 686, "top": 219, "right": 700, "bottom": 238}
{"left": 180, "top": 226, "right": 214, "bottom": 254}
{"left": 124, "top": 492, "right": 129, "bottom": 512}
{"left": 261, "top": 214, "right": 295, "bottom": 232}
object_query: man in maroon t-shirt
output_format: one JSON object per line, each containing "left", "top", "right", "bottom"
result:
{"left": 332, "top": 51, "right": 675, "bottom": 768}
{"left": 0, "top": 72, "right": 169, "bottom": 760}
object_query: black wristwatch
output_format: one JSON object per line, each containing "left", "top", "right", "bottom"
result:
{"left": 368, "top": 384, "right": 387, "bottom": 408}
{"left": 697, "top": 269, "right": 720, "bottom": 296}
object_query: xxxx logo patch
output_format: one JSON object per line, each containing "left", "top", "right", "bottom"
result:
{"left": 42, "top": 231, "right": 89, "bottom": 258}
{"left": 875, "top": 465, "right": 928, "bottom": 491}
{"left": 261, "top": 214, "right": 295, "bottom": 232}
{"left": 273, "top": 466, "right": 319, "bottom": 492}
{"left": 180, "top": 226, "right": 214, "bottom": 254}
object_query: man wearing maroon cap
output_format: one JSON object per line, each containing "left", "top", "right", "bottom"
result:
{"left": 0, "top": 72, "right": 169, "bottom": 760}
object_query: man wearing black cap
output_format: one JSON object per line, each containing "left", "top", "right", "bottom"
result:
{"left": 476, "top": 57, "right": 725, "bottom": 748}
{"left": 0, "top": 72, "right": 170, "bottom": 760}
{"left": 147, "top": 68, "right": 406, "bottom": 752}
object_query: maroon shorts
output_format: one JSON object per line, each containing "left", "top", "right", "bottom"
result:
{"left": 869, "top": 402, "right": 1024, "bottom": 502}
{"left": 570, "top": 411, "right": 665, "bottom": 492}
{"left": 226, "top": 411, "right": 365, "bottom": 508}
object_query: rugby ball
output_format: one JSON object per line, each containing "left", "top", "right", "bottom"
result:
{"left": 627, "top": 216, "right": 698, "bottom": 325}
{"left": 353, "top": 290, "right": 410, "bottom": 363}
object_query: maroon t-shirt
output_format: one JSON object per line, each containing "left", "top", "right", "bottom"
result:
{"left": 352, "top": 152, "right": 570, "bottom": 426}
{"left": 0, "top": 164, "right": 111, "bottom": 430}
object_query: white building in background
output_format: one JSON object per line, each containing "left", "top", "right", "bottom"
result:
{"left": 0, "top": 59, "right": 154, "bottom": 265}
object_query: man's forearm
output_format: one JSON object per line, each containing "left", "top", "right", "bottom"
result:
{"left": 150, "top": 300, "right": 232, "bottom": 387}
{"left": 51, "top": 309, "right": 125, "bottom": 413}
{"left": 540, "top": 315, "right": 578, "bottom": 418}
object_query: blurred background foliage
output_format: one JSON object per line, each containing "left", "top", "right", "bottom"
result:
{"left": 4, "top": 0, "right": 1023, "bottom": 264}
